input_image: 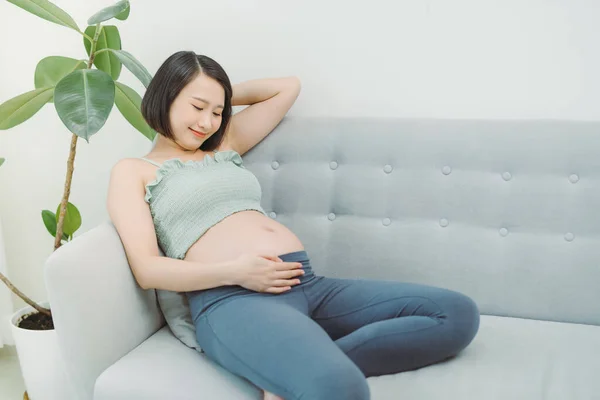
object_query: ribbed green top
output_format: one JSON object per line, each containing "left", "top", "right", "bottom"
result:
{"left": 142, "top": 150, "right": 267, "bottom": 259}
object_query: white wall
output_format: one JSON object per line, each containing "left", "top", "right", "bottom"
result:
{"left": 0, "top": 0, "right": 598, "bottom": 331}
{"left": 0, "top": 219, "right": 13, "bottom": 347}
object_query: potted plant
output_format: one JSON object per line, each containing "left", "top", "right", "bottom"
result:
{"left": 0, "top": 1, "right": 154, "bottom": 398}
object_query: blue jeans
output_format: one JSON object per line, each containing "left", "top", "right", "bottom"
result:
{"left": 187, "top": 250, "right": 480, "bottom": 400}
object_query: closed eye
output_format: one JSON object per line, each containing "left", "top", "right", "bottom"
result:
{"left": 193, "top": 105, "right": 221, "bottom": 116}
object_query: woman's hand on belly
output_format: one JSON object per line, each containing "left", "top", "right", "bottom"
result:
{"left": 228, "top": 253, "right": 305, "bottom": 294}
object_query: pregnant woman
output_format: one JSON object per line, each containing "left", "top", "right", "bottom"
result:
{"left": 107, "top": 51, "right": 480, "bottom": 400}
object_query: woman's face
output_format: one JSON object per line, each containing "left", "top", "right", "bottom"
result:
{"left": 168, "top": 73, "right": 225, "bottom": 150}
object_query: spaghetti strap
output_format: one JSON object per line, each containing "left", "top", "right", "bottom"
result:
{"left": 139, "top": 157, "right": 162, "bottom": 167}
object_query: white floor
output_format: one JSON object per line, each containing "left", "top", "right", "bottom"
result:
{"left": 0, "top": 346, "right": 26, "bottom": 399}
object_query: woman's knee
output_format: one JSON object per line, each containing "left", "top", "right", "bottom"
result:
{"left": 444, "top": 291, "right": 480, "bottom": 350}
{"left": 298, "top": 365, "right": 370, "bottom": 400}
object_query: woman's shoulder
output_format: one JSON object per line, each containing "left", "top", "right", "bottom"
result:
{"left": 110, "top": 157, "right": 153, "bottom": 184}
{"left": 112, "top": 157, "right": 147, "bottom": 171}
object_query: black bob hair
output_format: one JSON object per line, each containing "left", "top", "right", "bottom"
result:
{"left": 141, "top": 51, "right": 232, "bottom": 151}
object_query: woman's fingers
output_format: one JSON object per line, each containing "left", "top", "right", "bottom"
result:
{"left": 263, "top": 260, "right": 304, "bottom": 293}
{"left": 272, "top": 279, "right": 301, "bottom": 287}
{"left": 275, "top": 269, "right": 305, "bottom": 279}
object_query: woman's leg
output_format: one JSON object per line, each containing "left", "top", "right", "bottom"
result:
{"left": 304, "top": 277, "right": 480, "bottom": 377}
{"left": 190, "top": 290, "right": 371, "bottom": 400}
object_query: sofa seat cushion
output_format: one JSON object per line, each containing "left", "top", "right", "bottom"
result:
{"left": 94, "top": 316, "right": 600, "bottom": 400}
{"left": 370, "top": 315, "right": 600, "bottom": 399}
{"left": 94, "top": 326, "right": 261, "bottom": 400}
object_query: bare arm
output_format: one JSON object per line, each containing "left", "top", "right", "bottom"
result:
{"left": 225, "top": 77, "right": 301, "bottom": 156}
{"left": 230, "top": 76, "right": 300, "bottom": 107}
{"left": 106, "top": 159, "right": 238, "bottom": 292}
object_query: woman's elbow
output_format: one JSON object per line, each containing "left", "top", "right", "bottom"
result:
{"left": 128, "top": 260, "right": 154, "bottom": 290}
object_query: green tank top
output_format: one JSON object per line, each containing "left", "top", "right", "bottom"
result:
{"left": 141, "top": 149, "right": 267, "bottom": 259}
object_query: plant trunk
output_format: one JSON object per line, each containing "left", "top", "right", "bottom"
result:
{"left": 0, "top": 132, "right": 77, "bottom": 319}
{"left": 0, "top": 272, "right": 51, "bottom": 317}
{"left": 54, "top": 133, "right": 78, "bottom": 251}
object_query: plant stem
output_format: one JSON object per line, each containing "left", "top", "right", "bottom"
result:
{"left": 0, "top": 272, "right": 51, "bottom": 317}
{"left": 87, "top": 23, "right": 102, "bottom": 69}
{"left": 82, "top": 33, "right": 94, "bottom": 45}
{"left": 54, "top": 24, "right": 102, "bottom": 250}
{"left": 54, "top": 133, "right": 78, "bottom": 251}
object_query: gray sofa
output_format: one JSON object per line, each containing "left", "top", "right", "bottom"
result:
{"left": 45, "top": 117, "right": 600, "bottom": 400}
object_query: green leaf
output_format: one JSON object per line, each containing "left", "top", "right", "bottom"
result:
{"left": 107, "top": 49, "right": 152, "bottom": 88}
{"left": 84, "top": 25, "right": 122, "bottom": 80}
{"left": 87, "top": 0, "right": 130, "bottom": 25}
{"left": 115, "top": 3, "right": 130, "bottom": 20}
{"left": 42, "top": 210, "right": 57, "bottom": 237}
{"left": 0, "top": 158, "right": 5, "bottom": 167}
{"left": 0, "top": 87, "right": 54, "bottom": 130}
{"left": 54, "top": 69, "right": 115, "bottom": 142}
{"left": 34, "top": 56, "right": 87, "bottom": 103}
{"left": 42, "top": 210, "right": 68, "bottom": 240}
{"left": 56, "top": 202, "right": 81, "bottom": 236}
{"left": 114, "top": 82, "right": 156, "bottom": 141}
{"left": 7, "top": 0, "right": 79, "bottom": 32}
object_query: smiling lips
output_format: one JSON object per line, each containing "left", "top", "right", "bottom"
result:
{"left": 189, "top": 128, "right": 207, "bottom": 137}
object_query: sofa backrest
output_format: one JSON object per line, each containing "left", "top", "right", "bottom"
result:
{"left": 242, "top": 117, "right": 600, "bottom": 327}
{"left": 45, "top": 222, "right": 164, "bottom": 400}
{"left": 45, "top": 117, "right": 600, "bottom": 399}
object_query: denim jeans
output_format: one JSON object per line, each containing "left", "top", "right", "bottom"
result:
{"left": 186, "top": 250, "right": 480, "bottom": 400}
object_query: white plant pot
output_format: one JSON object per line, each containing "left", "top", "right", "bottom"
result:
{"left": 10, "top": 301, "right": 76, "bottom": 400}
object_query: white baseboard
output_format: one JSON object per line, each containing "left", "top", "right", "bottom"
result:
{"left": 0, "top": 344, "right": 17, "bottom": 357}
{"left": 0, "top": 314, "right": 14, "bottom": 347}
{"left": 0, "top": 291, "right": 15, "bottom": 347}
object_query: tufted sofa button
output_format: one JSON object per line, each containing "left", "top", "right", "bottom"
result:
{"left": 330, "top": 161, "right": 338, "bottom": 170}
{"left": 271, "top": 161, "right": 279, "bottom": 170}
{"left": 569, "top": 174, "right": 579, "bottom": 183}
{"left": 383, "top": 164, "right": 393, "bottom": 173}
{"left": 499, "top": 228, "right": 508, "bottom": 237}
{"left": 564, "top": 232, "right": 574, "bottom": 242}
{"left": 328, "top": 213, "right": 336, "bottom": 221}
{"left": 439, "top": 218, "right": 449, "bottom": 227}
{"left": 269, "top": 212, "right": 277, "bottom": 219}
{"left": 502, "top": 172, "right": 512, "bottom": 181}
{"left": 382, "top": 218, "right": 391, "bottom": 226}
{"left": 442, "top": 166, "right": 452, "bottom": 175}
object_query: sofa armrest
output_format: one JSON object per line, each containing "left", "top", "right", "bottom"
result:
{"left": 45, "top": 221, "right": 164, "bottom": 400}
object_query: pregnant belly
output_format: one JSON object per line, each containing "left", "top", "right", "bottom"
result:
{"left": 184, "top": 210, "right": 305, "bottom": 264}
